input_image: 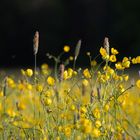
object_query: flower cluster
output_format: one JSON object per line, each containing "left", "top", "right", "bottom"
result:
{"left": 0, "top": 38, "right": 140, "bottom": 140}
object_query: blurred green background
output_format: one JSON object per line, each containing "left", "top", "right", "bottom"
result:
{"left": 0, "top": 0, "right": 140, "bottom": 67}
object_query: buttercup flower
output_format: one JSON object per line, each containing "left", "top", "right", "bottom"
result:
{"left": 100, "top": 47, "right": 107, "bottom": 58}
{"left": 111, "top": 48, "right": 119, "bottom": 55}
{"left": 63, "top": 45, "right": 70, "bottom": 52}
{"left": 92, "top": 128, "right": 101, "bottom": 138}
{"left": 136, "top": 79, "right": 140, "bottom": 88}
{"left": 91, "top": 60, "right": 97, "bottom": 66}
{"left": 47, "top": 76, "right": 55, "bottom": 86}
{"left": 69, "top": 56, "right": 74, "bottom": 61}
{"left": 26, "top": 69, "right": 33, "bottom": 77}
{"left": 115, "top": 62, "right": 124, "bottom": 70}
{"left": 83, "top": 68, "right": 91, "bottom": 79}
{"left": 109, "top": 55, "right": 117, "bottom": 62}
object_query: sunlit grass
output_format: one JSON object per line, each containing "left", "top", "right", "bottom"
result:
{"left": 0, "top": 35, "right": 140, "bottom": 140}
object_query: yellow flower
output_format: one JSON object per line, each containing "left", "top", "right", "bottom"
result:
{"left": 73, "top": 71, "right": 77, "bottom": 76}
{"left": 0, "top": 103, "right": 2, "bottom": 112}
{"left": 100, "top": 47, "right": 107, "bottom": 56}
{"left": 132, "top": 58, "right": 137, "bottom": 64}
{"left": 104, "top": 104, "right": 109, "bottom": 112}
{"left": 0, "top": 91, "right": 3, "bottom": 97}
{"left": 68, "top": 68, "right": 73, "bottom": 77}
{"left": 26, "top": 69, "right": 33, "bottom": 77}
{"left": 116, "top": 125, "right": 123, "bottom": 133}
{"left": 111, "top": 48, "right": 119, "bottom": 55}
{"left": 122, "top": 60, "right": 130, "bottom": 68}
{"left": 70, "top": 105, "right": 76, "bottom": 111}
{"left": 123, "top": 75, "right": 129, "bottom": 81}
{"left": 95, "top": 120, "right": 101, "bottom": 128}
{"left": 7, "top": 77, "right": 16, "bottom": 88}
{"left": 63, "top": 70, "right": 68, "bottom": 80}
{"left": 17, "top": 102, "right": 26, "bottom": 110}
{"left": 122, "top": 57, "right": 129, "bottom": 63}
{"left": 82, "top": 79, "right": 89, "bottom": 86}
{"left": 115, "top": 62, "right": 124, "bottom": 70}
{"left": 36, "top": 84, "right": 43, "bottom": 92}
{"left": 69, "top": 56, "right": 74, "bottom": 61}
{"left": 122, "top": 57, "right": 130, "bottom": 68}
{"left": 63, "top": 68, "right": 74, "bottom": 80}
{"left": 41, "top": 63, "right": 48, "bottom": 70}
{"left": 82, "top": 123, "right": 92, "bottom": 134}
{"left": 92, "top": 128, "right": 101, "bottom": 138}
{"left": 75, "top": 136, "right": 82, "bottom": 140}
{"left": 136, "top": 56, "right": 140, "bottom": 63}
{"left": 18, "top": 83, "right": 25, "bottom": 90}
{"left": 80, "top": 119, "right": 92, "bottom": 133}
{"left": 118, "top": 84, "right": 125, "bottom": 92}
{"left": 26, "top": 83, "right": 32, "bottom": 90}
{"left": 83, "top": 68, "right": 91, "bottom": 79}
{"left": 63, "top": 126, "right": 71, "bottom": 137}
{"left": 93, "top": 108, "right": 100, "bottom": 119}
{"left": 47, "top": 76, "right": 55, "bottom": 86}
{"left": 99, "top": 47, "right": 109, "bottom": 60}
{"left": 44, "top": 98, "right": 52, "bottom": 106}
{"left": 44, "top": 90, "right": 53, "bottom": 97}
{"left": 58, "top": 126, "right": 63, "bottom": 132}
{"left": 80, "top": 106, "right": 87, "bottom": 114}
{"left": 63, "top": 45, "right": 70, "bottom": 52}
{"left": 136, "top": 80, "right": 140, "bottom": 88}
{"left": 42, "top": 70, "right": 49, "bottom": 75}
{"left": 109, "top": 55, "right": 117, "bottom": 62}
{"left": 41, "top": 63, "right": 49, "bottom": 75}
{"left": 107, "top": 67, "right": 114, "bottom": 75}
{"left": 21, "top": 69, "right": 26, "bottom": 76}
{"left": 91, "top": 60, "right": 97, "bottom": 66}
{"left": 7, "top": 109, "right": 16, "bottom": 117}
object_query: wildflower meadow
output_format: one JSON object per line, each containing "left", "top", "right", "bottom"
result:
{"left": 0, "top": 31, "right": 140, "bottom": 140}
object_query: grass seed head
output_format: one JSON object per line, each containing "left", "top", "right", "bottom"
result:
{"left": 33, "top": 31, "right": 39, "bottom": 55}
{"left": 59, "top": 64, "right": 65, "bottom": 82}
{"left": 104, "top": 37, "right": 110, "bottom": 55}
{"left": 74, "top": 40, "right": 81, "bottom": 60}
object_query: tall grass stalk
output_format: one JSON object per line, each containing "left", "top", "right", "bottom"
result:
{"left": 33, "top": 31, "right": 39, "bottom": 139}
{"left": 2, "top": 77, "right": 7, "bottom": 140}
{"left": 73, "top": 40, "right": 81, "bottom": 70}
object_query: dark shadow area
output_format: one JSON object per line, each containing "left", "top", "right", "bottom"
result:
{"left": 0, "top": 0, "right": 140, "bottom": 67}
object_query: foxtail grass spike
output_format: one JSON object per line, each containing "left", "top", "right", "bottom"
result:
{"left": 33, "top": 31, "right": 39, "bottom": 139}
{"left": 122, "top": 133, "right": 126, "bottom": 140}
{"left": 97, "top": 85, "right": 101, "bottom": 101}
{"left": 104, "top": 37, "right": 109, "bottom": 55}
{"left": 82, "top": 83, "right": 86, "bottom": 96}
{"left": 33, "top": 31, "right": 39, "bottom": 55}
{"left": 74, "top": 40, "right": 81, "bottom": 61}
{"left": 59, "top": 64, "right": 65, "bottom": 82}
{"left": 73, "top": 40, "right": 81, "bottom": 70}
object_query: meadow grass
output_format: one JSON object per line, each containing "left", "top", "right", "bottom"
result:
{"left": 0, "top": 35, "right": 140, "bottom": 140}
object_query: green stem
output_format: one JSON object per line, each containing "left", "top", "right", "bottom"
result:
{"left": 33, "top": 54, "right": 37, "bottom": 139}
{"left": 73, "top": 58, "right": 76, "bottom": 70}
{"left": 55, "top": 61, "right": 58, "bottom": 80}
{"left": 3, "top": 77, "right": 7, "bottom": 140}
